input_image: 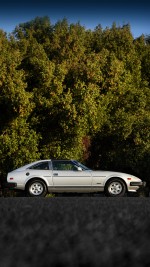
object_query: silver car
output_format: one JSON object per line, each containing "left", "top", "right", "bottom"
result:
{"left": 7, "top": 159, "right": 144, "bottom": 197}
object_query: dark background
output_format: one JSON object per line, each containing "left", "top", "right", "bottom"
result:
{"left": 0, "top": 197, "right": 150, "bottom": 267}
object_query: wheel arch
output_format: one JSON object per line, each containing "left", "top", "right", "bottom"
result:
{"left": 25, "top": 177, "right": 48, "bottom": 191}
{"left": 104, "top": 177, "right": 127, "bottom": 192}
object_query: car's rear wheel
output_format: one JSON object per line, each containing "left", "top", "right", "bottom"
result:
{"left": 105, "top": 178, "right": 126, "bottom": 197}
{"left": 26, "top": 179, "right": 47, "bottom": 197}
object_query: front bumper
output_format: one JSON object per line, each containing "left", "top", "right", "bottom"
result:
{"left": 130, "top": 181, "right": 146, "bottom": 187}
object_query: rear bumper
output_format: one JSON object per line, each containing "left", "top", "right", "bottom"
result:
{"left": 2, "top": 182, "right": 17, "bottom": 189}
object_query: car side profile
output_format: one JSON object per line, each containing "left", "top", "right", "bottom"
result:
{"left": 7, "top": 159, "right": 144, "bottom": 197}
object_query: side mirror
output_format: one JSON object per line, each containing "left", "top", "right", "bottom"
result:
{"left": 77, "top": 167, "right": 82, "bottom": 171}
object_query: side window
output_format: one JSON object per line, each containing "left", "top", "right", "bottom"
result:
{"left": 52, "top": 161, "right": 77, "bottom": 171}
{"left": 29, "top": 162, "right": 50, "bottom": 170}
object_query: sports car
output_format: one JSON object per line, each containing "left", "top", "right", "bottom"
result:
{"left": 7, "top": 159, "right": 144, "bottom": 197}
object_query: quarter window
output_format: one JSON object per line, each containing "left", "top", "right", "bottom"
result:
{"left": 29, "top": 162, "right": 50, "bottom": 170}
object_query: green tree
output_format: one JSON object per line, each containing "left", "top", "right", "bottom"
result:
{"left": 87, "top": 43, "right": 150, "bottom": 181}
{"left": 134, "top": 35, "right": 150, "bottom": 86}
{"left": 1, "top": 17, "right": 149, "bottom": 184}
{"left": 13, "top": 18, "right": 108, "bottom": 161}
{"left": 0, "top": 30, "right": 40, "bottom": 175}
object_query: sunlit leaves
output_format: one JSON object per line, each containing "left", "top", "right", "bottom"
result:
{"left": 0, "top": 118, "right": 40, "bottom": 173}
{"left": 0, "top": 17, "right": 149, "bottom": 181}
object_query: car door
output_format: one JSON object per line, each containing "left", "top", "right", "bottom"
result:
{"left": 52, "top": 160, "right": 92, "bottom": 192}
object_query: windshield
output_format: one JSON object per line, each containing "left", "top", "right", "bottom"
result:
{"left": 73, "top": 161, "right": 91, "bottom": 171}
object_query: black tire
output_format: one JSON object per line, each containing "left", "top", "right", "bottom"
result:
{"left": 105, "top": 178, "right": 126, "bottom": 197}
{"left": 26, "top": 179, "right": 47, "bottom": 197}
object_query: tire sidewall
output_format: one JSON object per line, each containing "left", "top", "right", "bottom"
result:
{"left": 26, "top": 179, "right": 47, "bottom": 197}
{"left": 105, "top": 178, "right": 126, "bottom": 197}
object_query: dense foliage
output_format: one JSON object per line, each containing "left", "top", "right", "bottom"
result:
{"left": 0, "top": 17, "right": 150, "bottom": 182}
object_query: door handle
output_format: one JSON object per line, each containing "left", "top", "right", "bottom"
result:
{"left": 53, "top": 173, "right": 58, "bottom": 176}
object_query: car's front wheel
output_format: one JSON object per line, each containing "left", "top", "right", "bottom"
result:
{"left": 26, "top": 179, "right": 47, "bottom": 197}
{"left": 105, "top": 178, "right": 126, "bottom": 197}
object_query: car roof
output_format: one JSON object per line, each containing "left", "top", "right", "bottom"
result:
{"left": 11, "top": 159, "right": 76, "bottom": 172}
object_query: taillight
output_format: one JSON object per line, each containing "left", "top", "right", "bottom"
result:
{"left": 127, "top": 178, "right": 132, "bottom": 180}
{"left": 10, "top": 177, "right": 14, "bottom": 180}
